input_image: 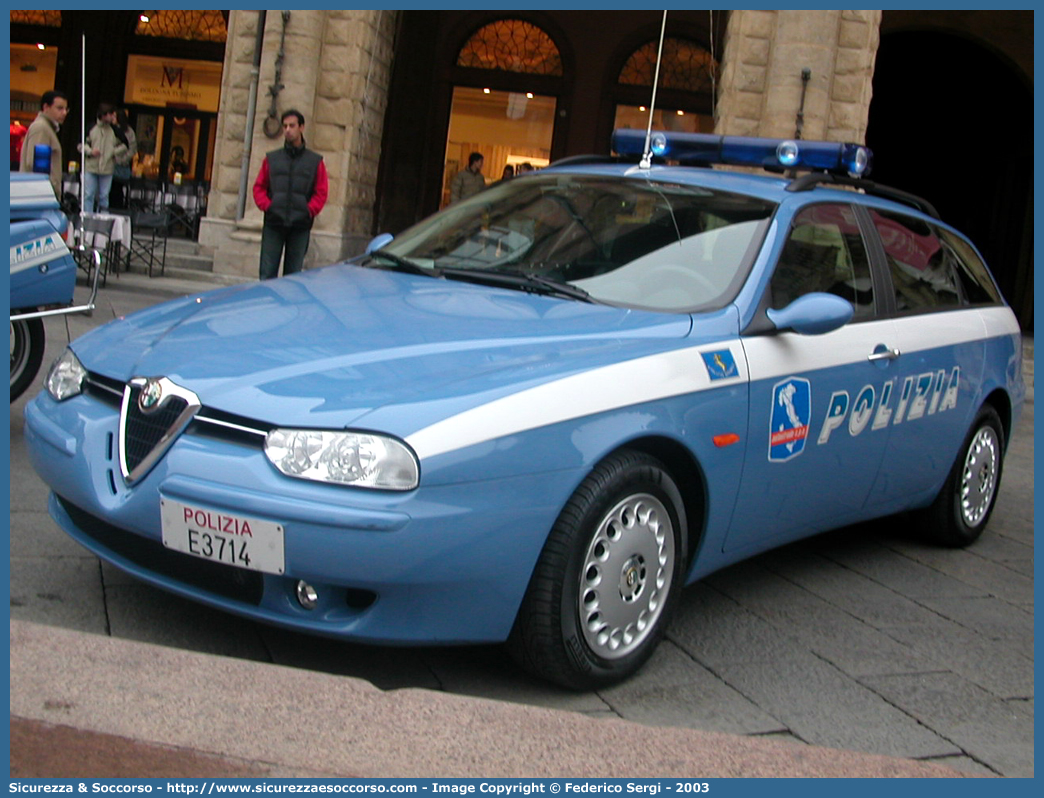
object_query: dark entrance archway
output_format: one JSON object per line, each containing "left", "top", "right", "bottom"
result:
{"left": 867, "top": 31, "right": 1032, "bottom": 329}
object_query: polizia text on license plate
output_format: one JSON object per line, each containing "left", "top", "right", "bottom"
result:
{"left": 160, "top": 498, "right": 285, "bottom": 575}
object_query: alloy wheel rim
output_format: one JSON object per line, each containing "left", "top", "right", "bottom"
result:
{"left": 578, "top": 492, "right": 674, "bottom": 659}
{"left": 960, "top": 426, "right": 999, "bottom": 528}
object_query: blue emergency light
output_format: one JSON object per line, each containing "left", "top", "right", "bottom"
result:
{"left": 611, "top": 129, "right": 872, "bottom": 177}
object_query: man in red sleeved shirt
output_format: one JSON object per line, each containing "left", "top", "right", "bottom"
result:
{"left": 252, "top": 109, "right": 328, "bottom": 280}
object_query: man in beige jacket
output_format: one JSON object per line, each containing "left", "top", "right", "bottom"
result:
{"left": 19, "top": 90, "right": 69, "bottom": 200}
{"left": 80, "top": 103, "right": 129, "bottom": 213}
{"left": 449, "top": 152, "right": 486, "bottom": 203}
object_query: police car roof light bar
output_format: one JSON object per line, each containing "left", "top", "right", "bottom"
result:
{"left": 612, "top": 129, "right": 873, "bottom": 178}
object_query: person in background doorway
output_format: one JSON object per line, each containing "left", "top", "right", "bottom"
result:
{"left": 496, "top": 164, "right": 514, "bottom": 184}
{"left": 169, "top": 144, "right": 189, "bottom": 178}
{"left": 517, "top": 162, "right": 535, "bottom": 174}
{"left": 109, "top": 109, "right": 137, "bottom": 209}
{"left": 80, "top": 103, "right": 128, "bottom": 213}
{"left": 450, "top": 151, "right": 486, "bottom": 202}
{"left": 252, "top": 109, "right": 329, "bottom": 280}
{"left": 19, "top": 90, "right": 69, "bottom": 199}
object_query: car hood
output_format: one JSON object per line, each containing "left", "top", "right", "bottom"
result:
{"left": 72, "top": 264, "right": 712, "bottom": 433}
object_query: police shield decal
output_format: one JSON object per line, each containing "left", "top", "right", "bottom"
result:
{"left": 769, "top": 377, "right": 811, "bottom": 462}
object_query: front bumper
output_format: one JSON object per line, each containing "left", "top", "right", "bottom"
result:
{"left": 24, "top": 392, "right": 569, "bottom": 644}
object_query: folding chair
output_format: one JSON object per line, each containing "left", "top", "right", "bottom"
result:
{"left": 74, "top": 215, "right": 118, "bottom": 288}
{"left": 129, "top": 208, "right": 170, "bottom": 277}
{"left": 128, "top": 177, "right": 163, "bottom": 213}
{"left": 191, "top": 180, "right": 210, "bottom": 238}
{"left": 166, "top": 201, "right": 194, "bottom": 238}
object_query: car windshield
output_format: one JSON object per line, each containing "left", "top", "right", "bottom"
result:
{"left": 369, "top": 174, "right": 776, "bottom": 312}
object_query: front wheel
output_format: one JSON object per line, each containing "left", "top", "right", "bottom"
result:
{"left": 508, "top": 450, "right": 687, "bottom": 690}
{"left": 10, "top": 317, "right": 45, "bottom": 402}
{"left": 920, "top": 406, "right": 1005, "bottom": 547}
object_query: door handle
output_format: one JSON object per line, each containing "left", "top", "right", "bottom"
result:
{"left": 867, "top": 347, "right": 901, "bottom": 362}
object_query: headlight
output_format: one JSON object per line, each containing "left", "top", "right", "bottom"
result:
{"left": 46, "top": 348, "right": 87, "bottom": 401}
{"left": 264, "top": 429, "right": 419, "bottom": 490}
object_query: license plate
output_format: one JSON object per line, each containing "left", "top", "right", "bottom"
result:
{"left": 160, "top": 498, "right": 285, "bottom": 575}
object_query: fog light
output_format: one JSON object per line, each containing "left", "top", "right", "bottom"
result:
{"left": 296, "top": 581, "right": 319, "bottom": 610}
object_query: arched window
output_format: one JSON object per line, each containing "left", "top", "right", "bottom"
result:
{"left": 10, "top": 10, "right": 61, "bottom": 26}
{"left": 615, "top": 36, "right": 717, "bottom": 134}
{"left": 456, "top": 19, "right": 562, "bottom": 76}
{"left": 618, "top": 36, "right": 716, "bottom": 94}
{"left": 136, "top": 10, "right": 227, "bottom": 43}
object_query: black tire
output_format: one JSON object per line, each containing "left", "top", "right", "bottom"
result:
{"left": 10, "top": 317, "right": 45, "bottom": 402}
{"left": 920, "top": 406, "right": 1005, "bottom": 547}
{"left": 508, "top": 450, "right": 687, "bottom": 690}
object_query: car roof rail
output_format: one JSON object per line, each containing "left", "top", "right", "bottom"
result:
{"left": 547, "top": 154, "right": 637, "bottom": 168}
{"left": 787, "top": 172, "right": 941, "bottom": 220}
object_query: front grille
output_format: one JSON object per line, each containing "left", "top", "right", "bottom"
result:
{"left": 85, "top": 372, "right": 124, "bottom": 407}
{"left": 189, "top": 407, "right": 271, "bottom": 448}
{"left": 89, "top": 373, "right": 268, "bottom": 481}
{"left": 57, "top": 495, "right": 264, "bottom": 606}
{"left": 124, "top": 385, "right": 190, "bottom": 474}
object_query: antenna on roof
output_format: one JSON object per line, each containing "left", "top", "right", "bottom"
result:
{"left": 78, "top": 32, "right": 85, "bottom": 242}
{"left": 640, "top": 11, "right": 669, "bottom": 170}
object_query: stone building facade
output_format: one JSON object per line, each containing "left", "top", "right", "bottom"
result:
{"left": 715, "top": 10, "right": 880, "bottom": 143}
{"left": 200, "top": 9, "right": 398, "bottom": 278}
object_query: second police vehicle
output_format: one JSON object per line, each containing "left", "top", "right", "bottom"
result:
{"left": 11, "top": 173, "right": 101, "bottom": 401}
{"left": 24, "top": 129, "right": 1024, "bottom": 688}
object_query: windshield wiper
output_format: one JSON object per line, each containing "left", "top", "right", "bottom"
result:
{"left": 440, "top": 268, "right": 594, "bottom": 303}
{"left": 369, "top": 249, "right": 440, "bottom": 277}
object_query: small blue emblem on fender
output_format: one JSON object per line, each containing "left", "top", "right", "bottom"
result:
{"left": 769, "top": 377, "right": 811, "bottom": 462}
{"left": 702, "top": 350, "right": 738, "bottom": 381}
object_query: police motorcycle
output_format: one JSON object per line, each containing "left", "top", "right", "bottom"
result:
{"left": 10, "top": 172, "right": 101, "bottom": 401}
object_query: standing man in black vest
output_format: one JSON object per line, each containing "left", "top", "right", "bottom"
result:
{"left": 252, "top": 109, "right": 329, "bottom": 280}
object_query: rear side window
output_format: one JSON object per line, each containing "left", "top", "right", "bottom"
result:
{"left": 937, "top": 228, "right": 1002, "bottom": 305}
{"left": 868, "top": 209, "right": 961, "bottom": 312}
{"left": 770, "top": 204, "right": 875, "bottom": 319}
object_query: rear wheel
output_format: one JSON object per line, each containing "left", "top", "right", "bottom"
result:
{"left": 921, "top": 406, "right": 1004, "bottom": 547}
{"left": 10, "top": 317, "right": 45, "bottom": 402}
{"left": 508, "top": 450, "right": 687, "bottom": 690}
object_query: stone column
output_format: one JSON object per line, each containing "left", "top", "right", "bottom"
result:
{"left": 200, "top": 9, "right": 398, "bottom": 280}
{"left": 311, "top": 10, "right": 399, "bottom": 268}
{"left": 715, "top": 10, "right": 880, "bottom": 143}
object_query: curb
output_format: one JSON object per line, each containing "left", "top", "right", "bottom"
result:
{"left": 11, "top": 621, "right": 974, "bottom": 779}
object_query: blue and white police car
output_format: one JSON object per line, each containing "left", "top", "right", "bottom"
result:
{"left": 10, "top": 173, "right": 100, "bottom": 401}
{"left": 24, "top": 131, "right": 1024, "bottom": 689}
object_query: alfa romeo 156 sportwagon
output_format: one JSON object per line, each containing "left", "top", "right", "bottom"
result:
{"left": 25, "top": 130, "right": 1024, "bottom": 688}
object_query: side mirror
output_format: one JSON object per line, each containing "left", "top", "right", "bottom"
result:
{"left": 365, "top": 233, "right": 394, "bottom": 254}
{"left": 766, "top": 293, "right": 854, "bottom": 335}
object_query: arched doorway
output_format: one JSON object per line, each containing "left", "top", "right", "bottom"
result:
{"left": 867, "top": 31, "right": 1032, "bottom": 329}
{"left": 440, "top": 18, "right": 565, "bottom": 206}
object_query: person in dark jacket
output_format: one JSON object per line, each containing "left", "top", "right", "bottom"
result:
{"left": 252, "top": 109, "right": 329, "bottom": 280}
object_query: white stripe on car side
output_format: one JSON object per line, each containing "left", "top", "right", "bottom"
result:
{"left": 743, "top": 318, "right": 900, "bottom": 382}
{"left": 10, "top": 246, "right": 69, "bottom": 275}
{"left": 407, "top": 306, "right": 1019, "bottom": 461}
{"left": 407, "top": 344, "right": 747, "bottom": 460}
{"left": 10, "top": 178, "right": 59, "bottom": 208}
{"left": 744, "top": 307, "right": 1017, "bottom": 383}
{"left": 977, "top": 304, "right": 1023, "bottom": 340}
